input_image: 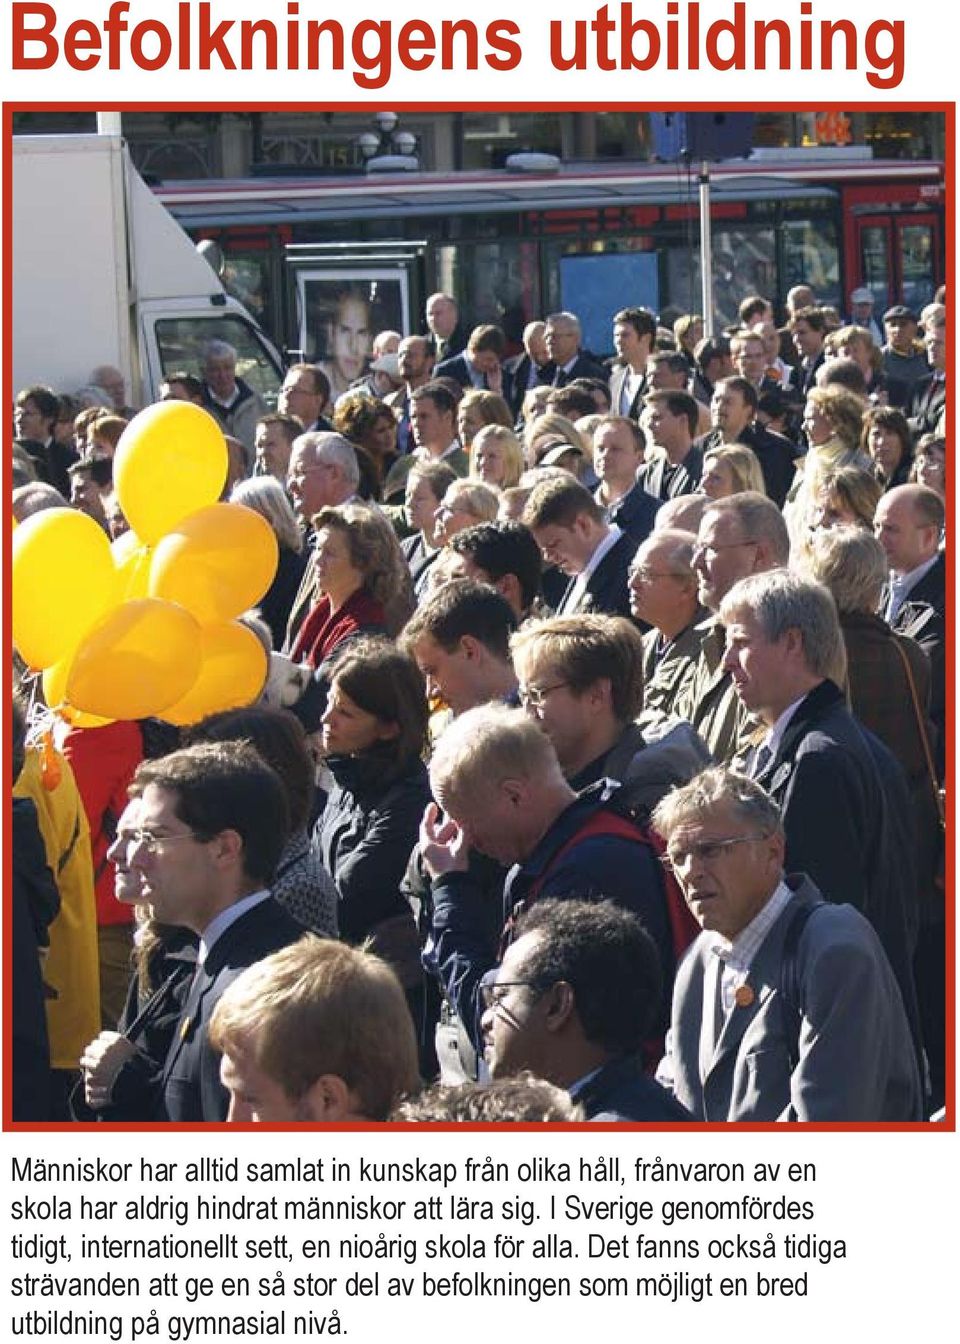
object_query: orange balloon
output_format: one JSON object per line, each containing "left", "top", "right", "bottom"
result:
{"left": 12, "top": 508, "right": 120, "bottom": 671}
{"left": 64, "top": 598, "right": 202, "bottom": 720}
{"left": 111, "top": 530, "right": 152, "bottom": 600}
{"left": 160, "top": 622, "right": 269, "bottom": 727}
{"left": 113, "top": 402, "right": 228, "bottom": 544}
{"left": 149, "top": 503, "right": 279, "bottom": 625}
{"left": 43, "top": 659, "right": 114, "bottom": 729}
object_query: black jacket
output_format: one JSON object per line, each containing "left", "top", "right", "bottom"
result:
{"left": 317, "top": 753, "right": 429, "bottom": 948}
{"left": 555, "top": 531, "right": 639, "bottom": 620}
{"left": 747, "top": 680, "right": 922, "bottom": 1063}
{"left": 575, "top": 1054, "right": 692, "bottom": 1122}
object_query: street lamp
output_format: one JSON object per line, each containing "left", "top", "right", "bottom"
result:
{"left": 357, "top": 113, "right": 420, "bottom": 173}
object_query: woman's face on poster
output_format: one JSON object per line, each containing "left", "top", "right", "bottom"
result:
{"left": 328, "top": 297, "right": 372, "bottom": 384}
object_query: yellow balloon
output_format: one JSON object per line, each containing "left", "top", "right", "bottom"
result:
{"left": 149, "top": 503, "right": 279, "bottom": 625}
{"left": 113, "top": 402, "right": 228, "bottom": 544}
{"left": 42, "top": 660, "right": 114, "bottom": 729}
{"left": 160, "top": 622, "right": 269, "bottom": 727}
{"left": 111, "top": 529, "right": 152, "bottom": 600}
{"left": 65, "top": 598, "right": 203, "bottom": 720}
{"left": 12, "top": 508, "right": 120, "bottom": 671}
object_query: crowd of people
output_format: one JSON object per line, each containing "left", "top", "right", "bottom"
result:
{"left": 11, "top": 278, "right": 948, "bottom": 1125}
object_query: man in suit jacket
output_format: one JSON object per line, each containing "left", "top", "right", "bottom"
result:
{"left": 522, "top": 475, "right": 638, "bottom": 620}
{"left": 543, "top": 311, "right": 607, "bottom": 387}
{"left": 127, "top": 742, "right": 304, "bottom": 1122}
{"left": 718, "top": 570, "right": 923, "bottom": 1069}
{"left": 506, "top": 321, "right": 553, "bottom": 420}
{"left": 694, "top": 375, "right": 797, "bottom": 507}
{"left": 653, "top": 768, "right": 922, "bottom": 1121}
{"left": 907, "top": 320, "right": 946, "bottom": 438}
{"left": 425, "top": 292, "right": 468, "bottom": 364}
{"left": 592, "top": 416, "right": 660, "bottom": 545}
{"left": 608, "top": 306, "right": 657, "bottom": 419}
{"left": 787, "top": 306, "right": 828, "bottom": 397}
{"left": 435, "top": 324, "right": 512, "bottom": 405}
{"left": 482, "top": 899, "right": 691, "bottom": 1122}
{"left": 637, "top": 390, "right": 704, "bottom": 501}
{"left": 876, "top": 484, "right": 946, "bottom": 777}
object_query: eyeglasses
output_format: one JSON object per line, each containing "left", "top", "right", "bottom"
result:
{"left": 691, "top": 539, "right": 757, "bottom": 560}
{"left": 629, "top": 567, "right": 678, "bottom": 583}
{"left": 662, "top": 833, "right": 773, "bottom": 872}
{"left": 517, "top": 681, "right": 568, "bottom": 709}
{"left": 130, "top": 829, "right": 206, "bottom": 854}
{"left": 479, "top": 976, "right": 541, "bottom": 1011}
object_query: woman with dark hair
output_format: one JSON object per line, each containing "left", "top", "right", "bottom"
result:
{"left": 315, "top": 639, "right": 430, "bottom": 1030}
{"left": 861, "top": 405, "right": 914, "bottom": 491}
{"left": 290, "top": 502, "right": 413, "bottom": 670}
{"left": 188, "top": 706, "right": 338, "bottom": 937}
{"left": 333, "top": 393, "right": 399, "bottom": 498}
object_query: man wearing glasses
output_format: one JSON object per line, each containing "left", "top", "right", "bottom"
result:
{"left": 480, "top": 899, "right": 690, "bottom": 1122}
{"left": 98, "top": 742, "right": 303, "bottom": 1122}
{"left": 652, "top": 767, "right": 921, "bottom": 1122}
{"left": 675, "top": 491, "right": 790, "bottom": 763}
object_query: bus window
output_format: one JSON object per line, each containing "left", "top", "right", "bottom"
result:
{"left": 898, "top": 221, "right": 937, "bottom": 310}
{"left": 859, "top": 223, "right": 891, "bottom": 311}
{"left": 781, "top": 218, "right": 840, "bottom": 310}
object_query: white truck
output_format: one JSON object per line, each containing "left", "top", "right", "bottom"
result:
{"left": 12, "top": 132, "right": 283, "bottom": 406}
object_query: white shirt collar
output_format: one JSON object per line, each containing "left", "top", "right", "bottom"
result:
{"left": 199, "top": 888, "right": 271, "bottom": 967}
{"left": 760, "top": 694, "right": 808, "bottom": 761}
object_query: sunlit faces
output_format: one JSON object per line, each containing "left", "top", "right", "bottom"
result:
{"left": 593, "top": 422, "right": 643, "bottom": 492}
{"left": 867, "top": 424, "right": 906, "bottom": 479}
{"left": 107, "top": 797, "right": 145, "bottom": 905}
{"left": 791, "top": 319, "right": 823, "bottom": 362}
{"left": 426, "top": 295, "right": 458, "bottom": 341}
{"left": 544, "top": 320, "right": 579, "bottom": 367}
{"left": 802, "top": 398, "right": 833, "bottom": 448}
{"left": 398, "top": 337, "right": 433, "bottom": 383}
{"left": 923, "top": 326, "right": 946, "bottom": 371}
{"left": 320, "top": 680, "right": 398, "bottom": 757}
{"left": 405, "top": 473, "right": 443, "bottom": 537}
{"left": 699, "top": 455, "right": 736, "bottom": 501}
{"left": 286, "top": 444, "right": 339, "bottom": 522}
{"left": 873, "top": 492, "right": 940, "bottom": 574}
{"left": 811, "top": 486, "right": 860, "bottom": 531}
{"left": 14, "top": 397, "right": 49, "bottom": 441}
{"left": 411, "top": 397, "right": 454, "bottom": 454}
{"left": 127, "top": 783, "right": 215, "bottom": 931}
{"left": 665, "top": 801, "right": 783, "bottom": 941}
{"left": 531, "top": 518, "right": 596, "bottom": 576}
{"left": 692, "top": 511, "right": 759, "bottom": 612}
{"left": 433, "top": 774, "right": 532, "bottom": 868}
{"left": 278, "top": 373, "right": 322, "bottom": 426}
{"left": 480, "top": 932, "right": 551, "bottom": 1080}
{"left": 732, "top": 338, "right": 766, "bottom": 384}
{"left": 628, "top": 540, "right": 693, "bottom": 628}
{"left": 203, "top": 354, "right": 237, "bottom": 401}
{"left": 255, "top": 422, "right": 295, "bottom": 479}
{"left": 512, "top": 647, "right": 596, "bottom": 776}
{"left": 457, "top": 401, "right": 487, "bottom": 448}
{"left": 435, "top": 488, "right": 479, "bottom": 545}
{"left": 710, "top": 383, "right": 752, "bottom": 439}
{"left": 472, "top": 430, "right": 507, "bottom": 488}
{"left": 613, "top": 321, "right": 646, "bottom": 367}
{"left": 220, "top": 1038, "right": 310, "bottom": 1123}
{"left": 408, "top": 633, "right": 483, "bottom": 717}
{"left": 915, "top": 442, "right": 946, "bottom": 495}
{"left": 721, "top": 607, "right": 797, "bottom": 720}
{"left": 644, "top": 400, "right": 688, "bottom": 452}
{"left": 312, "top": 526, "right": 363, "bottom": 600}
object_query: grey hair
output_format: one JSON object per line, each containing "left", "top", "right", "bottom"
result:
{"left": 652, "top": 766, "right": 783, "bottom": 842}
{"left": 719, "top": 570, "right": 846, "bottom": 684}
{"left": 202, "top": 339, "right": 237, "bottom": 364}
{"left": 231, "top": 476, "right": 303, "bottom": 554}
{"left": 546, "top": 311, "right": 582, "bottom": 336}
{"left": 702, "top": 491, "right": 791, "bottom": 565}
{"left": 294, "top": 431, "right": 360, "bottom": 492}
{"left": 635, "top": 527, "right": 698, "bottom": 579}
{"left": 804, "top": 525, "right": 887, "bottom": 616}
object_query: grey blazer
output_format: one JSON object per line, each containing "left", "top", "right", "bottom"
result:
{"left": 657, "top": 876, "right": 922, "bottom": 1122}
